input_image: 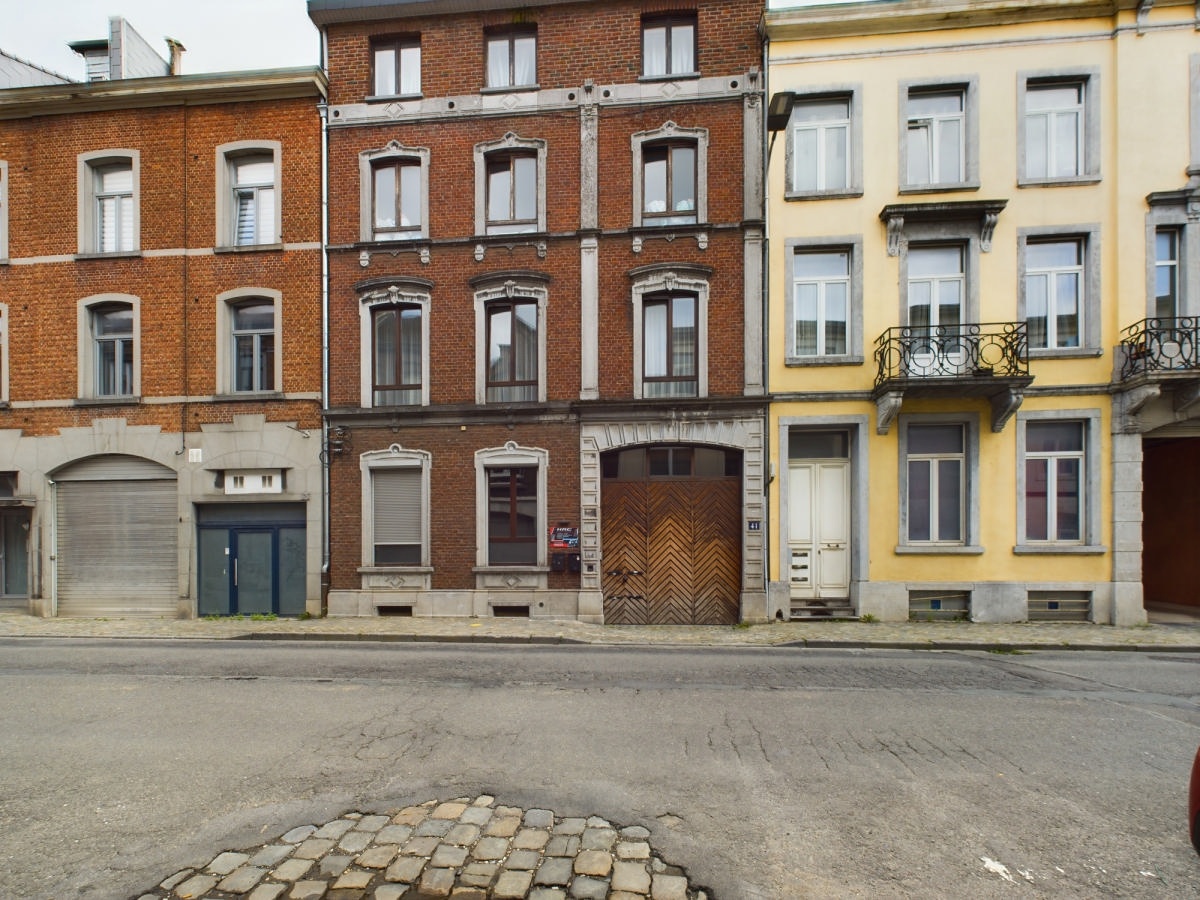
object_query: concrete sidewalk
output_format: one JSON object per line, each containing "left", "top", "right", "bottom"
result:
{"left": 1, "top": 610, "right": 1198, "bottom": 651}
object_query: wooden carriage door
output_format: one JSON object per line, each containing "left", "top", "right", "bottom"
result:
{"left": 602, "top": 476, "right": 740, "bottom": 625}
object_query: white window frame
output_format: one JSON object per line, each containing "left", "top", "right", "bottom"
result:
{"left": 785, "top": 88, "right": 862, "bottom": 200}
{"left": 77, "top": 293, "right": 140, "bottom": 400}
{"left": 358, "top": 279, "right": 432, "bottom": 408}
{"left": 0, "top": 302, "right": 9, "bottom": 404}
{"left": 785, "top": 236, "right": 864, "bottom": 365}
{"left": 1016, "top": 225, "right": 1101, "bottom": 357}
{"left": 474, "top": 441, "right": 548, "bottom": 569}
{"left": 360, "top": 444, "right": 432, "bottom": 569}
{"left": 897, "top": 415, "right": 981, "bottom": 554}
{"left": 472, "top": 273, "right": 548, "bottom": 404}
{"left": 641, "top": 15, "right": 697, "bottom": 79}
{"left": 1015, "top": 410, "right": 1103, "bottom": 554}
{"left": 370, "top": 35, "right": 421, "bottom": 99}
{"left": 485, "top": 28, "right": 537, "bottom": 90}
{"left": 215, "top": 141, "right": 282, "bottom": 249}
{"left": 631, "top": 121, "right": 708, "bottom": 228}
{"left": 216, "top": 288, "right": 283, "bottom": 397}
{"left": 630, "top": 264, "right": 709, "bottom": 400}
{"left": 900, "top": 79, "right": 979, "bottom": 192}
{"left": 77, "top": 150, "right": 140, "bottom": 256}
{"left": 359, "top": 142, "right": 430, "bottom": 242}
{"left": 474, "top": 133, "right": 546, "bottom": 236}
{"left": 0, "top": 160, "right": 8, "bottom": 263}
{"left": 1018, "top": 70, "right": 1100, "bottom": 186}
{"left": 1154, "top": 226, "right": 1180, "bottom": 320}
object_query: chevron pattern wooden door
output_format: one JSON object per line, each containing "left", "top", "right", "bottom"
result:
{"left": 602, "top": 478, "right": 740, "bottom": 625}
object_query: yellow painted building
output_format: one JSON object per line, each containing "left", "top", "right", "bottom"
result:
{"left": 763, "top": 0, "right": 1200, "bottom": 623}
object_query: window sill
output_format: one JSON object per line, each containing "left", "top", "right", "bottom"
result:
{"left": 898, "top": 182, "right": 980, "bottom": 195}
{"left": 214, "top": 392, "right": 285, "bottom": 402}
{"left": 364, "top": 93, "right": 423, "bottom": 103}
{"left": 361, "top": 235, "right": 428, "bottom": 246}
{"left": 785, "top": 189, "right": 864, "bottom": 202}
{"left": 74, "top": 396, "right": 140, "bottom": 407}
{"left": 638, "top": 72, "right": 700, "bottom": 83}
{"left": 215, "top": 243, "right": 284, "bottom": 254}
{"left": 473, "top": 565, "right": 550, "bottom": 575}
{"left": 895, "top": 545, "right": 984, "bottom": 555}
{"left": 357, "top": 566, "right": 434, "bottom": 575}
{"left": 1028, "top": 347, "right": 1103, "bottom": 360}
{"left": 74, "top": 250, "right": 141, "bottom": 260}
{"left": 1017, "top": 176, "right": 1101, "bottom": 188}
{"left": 477, "top": 228, "right": 546, "bottom": 241}
{"left": 1013, "top": 544, "right": 1107, "bottom": 555}
{"left": 785, "top": 355, "right": 864, "bottom": 367}
{"left": 481, "top": 84, "right": 540, "bottom": 94}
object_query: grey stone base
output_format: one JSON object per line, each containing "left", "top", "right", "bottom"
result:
{"left": 856, "top": 580, "right": 1134, "bottom": 624}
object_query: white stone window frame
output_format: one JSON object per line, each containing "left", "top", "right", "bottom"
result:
{"left": 784, "top": 235, "right": 864, "bottom": 366}
{"left": 896, "top": 413, "right": 982, "bottom": 555}
{"left": 474, "top": 133, "right": 546, "bottom": 236}
{"left": 360, "top": 444, "right": 432, "bottom": 569}
{"left": 359, "top": 141, "right": 430, "bottom": 243}
{"left": 784, "top": 87, "right": 863, "bottom": 201}
{"left": 898, "top": 77, "right": 980, "bottom": 194}
{"left": 76, "top": 149, "right": 140, "bottom": 256}
{"left": 215, "top": 140, "right": 282, "bottom": 250}
{"left": 1014, "top": 409, "right": 1104, "bottom": 555}
{"left": 630, "top": 264, "right": 709, "bottom": 400}
{"left": 77, "top": 293, "right": 140, "bottom": 401}
{"left": 474, "top": 441, "right": 548, "bottom": 569}
{"left": 358, "top": 279, "right": 432, "bottom": 408}
{"left": 1145, "top": 202, "right": 1197, "bottom": 319}
{"left": 472, "top": 274, "right": 548, "bottom": 405}
{"left": 0, "top": 301, "right": 8, "bottom": 404}
{"left": 0, "top": 160, "right": 8, "bottom": 263}
{"left": 1017, "top": 69, "right": 1101, "bottom": 187}
{"left": 631, "top": 121, "right": 708, "bottom": 228}
{"left": 216, "top": 287, "right": 284, "bottom": 397}
{"left": 1016, "top": 224, "right": 1101, "bottom": 358}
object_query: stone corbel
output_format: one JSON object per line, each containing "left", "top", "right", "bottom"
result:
{"left": 1138, "top": 0, "right": 1155, "bottom": 32}
{"left": 359, "top": 245, "right": 431, "bottom": 267}
{"left": 1114, "top": 383, "right": 1162, "bottom": 433}
{"left": 980, "top": 211, "right": 1000, "bottom": 252}
{"left": 886, "top": 215, "right": 904, "bottom": 256}
{"left": 874, "top": 390, "right": 904, "bottom": 434}
{"left": 1173, "top": 378, "right": 1200, "bottom": 416}
{"left": 989, "top": 388, "right": 1024, "bottom": 433}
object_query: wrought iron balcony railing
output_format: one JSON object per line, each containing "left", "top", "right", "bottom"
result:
{"left": 1119, "top": 317, "right": 1200, "bottom": 379}
{"left": 874, "top": 322, "right": 1029, "bottom": 388}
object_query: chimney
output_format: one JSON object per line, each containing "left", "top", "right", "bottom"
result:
{"left": 166, "top": 38, "right": 185, "bottom": 75}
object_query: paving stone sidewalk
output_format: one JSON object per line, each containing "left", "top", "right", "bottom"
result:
{"left": 137, "top": 796, "right": 708, "bottom": 900}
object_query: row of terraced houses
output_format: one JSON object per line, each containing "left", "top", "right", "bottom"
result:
{"left": 0, "top": 0, "right": 1196, "bottom": 626}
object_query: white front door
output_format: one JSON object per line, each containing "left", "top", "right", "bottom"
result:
{"left": 788, "top": 460, "right": 850, "bottom": 600}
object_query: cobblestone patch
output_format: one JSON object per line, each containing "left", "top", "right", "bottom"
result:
{"left": 134, "top": 796, "right": 709, "bottom": 900}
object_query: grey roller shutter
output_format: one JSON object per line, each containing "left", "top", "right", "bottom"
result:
{"left": 373, "top": 468, "right": 421, "bottom": 546}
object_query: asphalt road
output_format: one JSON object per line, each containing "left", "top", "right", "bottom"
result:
{"left": 0, "top": 639, "right": 1197, "bottom": 899}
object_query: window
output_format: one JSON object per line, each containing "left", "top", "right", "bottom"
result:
{"left": 1023, "top": 421, "right": 1083, "bottom": 544}
{"left": 908, "top": 245, "right": 964, "bottom": 331}
{"left": 1018, "top": 72, "right": 1099, "bottom": 184}
{"left": 642, "top": 16, "right": 695, "bottom": 78}
{"left": 372, "top": 159, "right": 422, "bottom": 240}
{"left": 93, "top": 304, "right": 134, "bottom": 398}
{"left": 793, "top": 99, "right": 849, "bottom": 193}
{"left": 1024, "top": 240, "right": 1081, "bottom": 350}
{"left": 1155, "top": 228, "right": 1179, "bottom": 320}
{"left": 486, "top": 29, "right": 536, "bottom": 89}
{"left": 642, "top": 143, "right": 696, "bottom": 225}
{"left": 791, "top": 249, "right": 849, "bottom": 358}
{"left": 643, "top": 293, "right": 697, "bottom": 398}
{"left": 1017, "top": 226, "right": 1099, "bottom": 355}
{"left": 231, "top": 300, "right": 275, "bottom": 393}
{"left": 475, "top": 134, "right": 546, "bottom": 236}
{"left": 0, "top": 160, "right": 9, "bottom": 262}
{"left": 905, "top": 423, "right": 965, "bottom": 545}
{"left": 906, "top": 89, "right": 964, "bottom": 187}
{"left": 361, "top": 445, "right": 430, "bottom": 570}
{"left": 0, "top": 303, "right": 8, "bottom": 404}
{"left": 631, "top": 265, "right": 709, "bottom": 399}
{"left": 373, "top": 305, "right": 422, "bottom": 406}
{"left": 216, "top": 142, "right": 281, "bottom": 249}
{"left": 1015, "top": 411, "right": 1101, "bottom": 552}
{"left": 631, "top": 122, "right": 708, "bottom": 228}
{"left": 77, "top": 151, "right": 139, "bottom": 255}
{"left": 475, "top": 442, "right": 547, "bottom": 570}
{"left": 486, "top": 300, "right": 538, "bottom": 402}
{"left": 371, "top": 36, "right": 420, "bottom": 97}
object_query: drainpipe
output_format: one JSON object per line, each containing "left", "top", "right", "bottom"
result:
{"left": 318, "top": 27, "right": 332, "bottom": 616}
{"left": 759, "top": 19, "right": 776, "bottom": 618}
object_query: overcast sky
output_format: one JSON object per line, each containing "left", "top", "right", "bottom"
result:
{"left": 3, "top": 0, "right": 319, "bottom": 80}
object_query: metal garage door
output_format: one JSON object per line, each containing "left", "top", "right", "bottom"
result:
{"left": 55, "top": 455, "right": 178, "bottom": 617}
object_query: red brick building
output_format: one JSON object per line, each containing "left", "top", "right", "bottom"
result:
{"left": 309, "top": 0, "right": 767, "bottom": 622}
{"left": 0, "top": 20, "right": 327, "bottom": 616}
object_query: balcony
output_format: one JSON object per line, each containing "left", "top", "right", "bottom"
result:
{"left": 1115, "top": 317, "right": 1200, "bottom": 426}
{"left": 872, "top": 322, "right": 1033, "bottom": 434}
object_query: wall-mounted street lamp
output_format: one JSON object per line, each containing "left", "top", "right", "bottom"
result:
{"left": 766, "top": 91, "right": 795, "bottom": 159}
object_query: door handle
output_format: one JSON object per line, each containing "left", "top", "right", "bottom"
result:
{"left": 233, "top": 558, "right": 238, "bottom": 587}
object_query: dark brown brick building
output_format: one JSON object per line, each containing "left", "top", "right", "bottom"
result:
{"left": 0, "top": 21, "right": 327, "bottom": 616}
{"left": 309, "top": 0, "right": 767, "bottom": 622}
